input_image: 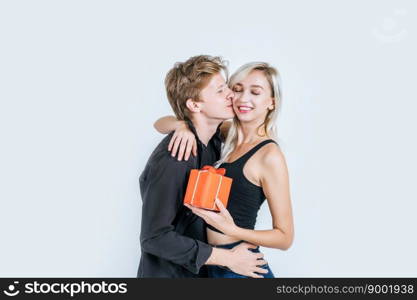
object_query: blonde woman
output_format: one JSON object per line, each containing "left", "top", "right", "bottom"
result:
{"left": 155, "top": 62, "right": 294, "bottom": 278}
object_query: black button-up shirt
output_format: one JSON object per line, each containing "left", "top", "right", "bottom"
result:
{"left": 137, "top": 120, "right": 223, "bottom": 278}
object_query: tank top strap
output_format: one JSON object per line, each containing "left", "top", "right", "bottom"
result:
{"left": 234, "top": 139, "right": 277, "bottom": 165}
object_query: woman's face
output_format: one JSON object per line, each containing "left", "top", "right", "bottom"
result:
{"left": 231, "top": 70, "right": 274, "bottom": 123}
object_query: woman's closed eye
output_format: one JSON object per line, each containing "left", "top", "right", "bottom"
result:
{"left": 251, "top": 89, "right": 262, "bottom": 95}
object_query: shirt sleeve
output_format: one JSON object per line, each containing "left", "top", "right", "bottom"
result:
{"left": 139, "top": 155, "right": 213, "bottom": 274}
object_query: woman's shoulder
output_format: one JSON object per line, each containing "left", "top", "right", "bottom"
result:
{"left": 258, "top": 140, "right": 286, "bottom": 169}
{"left": 246, "top": 140, "right": 287, "bottom": 183}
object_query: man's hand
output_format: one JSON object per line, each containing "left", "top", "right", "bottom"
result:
{"left": 227, "top": 242, "right": 269, "bottom": 278}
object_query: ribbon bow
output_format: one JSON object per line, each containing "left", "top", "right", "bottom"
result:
{"left": 202, "top": 165, "right": 226, "bottom": 176}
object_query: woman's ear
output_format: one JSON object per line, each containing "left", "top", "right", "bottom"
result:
{"left": 186, "top": 98, "right": 201, "bottom": 113}
{"left": 268, "top": 97, "right": 275, "bottom": 111}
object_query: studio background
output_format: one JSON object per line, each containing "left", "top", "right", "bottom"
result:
{"left": 1, "top": 0, "right": 416, "bottom": 277}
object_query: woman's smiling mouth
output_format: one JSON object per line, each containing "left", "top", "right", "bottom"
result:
{"left": 237, "top": 105, "right": 254, "bottom": 113}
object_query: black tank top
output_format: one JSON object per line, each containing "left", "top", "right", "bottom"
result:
{"left": 207, "top": 139, "right": 277, "bottom": 234}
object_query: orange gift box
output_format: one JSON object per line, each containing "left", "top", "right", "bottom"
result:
{"left": 183, "top": 165, "right": 233, "bottom": 211}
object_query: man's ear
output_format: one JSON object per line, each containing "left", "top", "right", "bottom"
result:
{"left": 185, "top": 98, "right": 202, "bottom": 113}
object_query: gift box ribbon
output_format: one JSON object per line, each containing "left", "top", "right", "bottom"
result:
{"left": 191, "top": 165, "right": 226, "bottom": 210}
{"left": 201, "top": 165, "right": 226, "bottom": 176}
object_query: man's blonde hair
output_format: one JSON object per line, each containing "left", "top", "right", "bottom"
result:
{"left": 165, "top": 55, "right": 228, "bottom": 120}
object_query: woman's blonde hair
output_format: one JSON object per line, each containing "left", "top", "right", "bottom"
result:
{"left": 215, "top": 62, "right": 282, "bottom": 167}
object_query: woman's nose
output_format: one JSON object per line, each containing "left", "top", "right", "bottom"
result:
{"left": 236, "top": 92, "right": 250, "bottom": 103}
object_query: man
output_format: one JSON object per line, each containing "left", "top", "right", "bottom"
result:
{"left": 137, "top": 55, "right": 266, "bottom": 278}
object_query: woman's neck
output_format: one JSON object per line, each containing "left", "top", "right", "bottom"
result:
{"left": 237, "top": 119, "right": 268, "bottom": 145}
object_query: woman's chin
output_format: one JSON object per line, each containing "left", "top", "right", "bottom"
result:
{"left": 236, "top": 114, "right": 253, "bottom": 122}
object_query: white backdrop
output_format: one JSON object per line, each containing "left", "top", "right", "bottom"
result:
{"left": 1, "top": 0, "right": 416, "bottom": 277}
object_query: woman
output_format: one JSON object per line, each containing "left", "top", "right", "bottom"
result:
{"left": 155, "top": 62, "right": 294, "bottom": 278}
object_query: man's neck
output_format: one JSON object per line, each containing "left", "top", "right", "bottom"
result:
{"left": 190, "top": 115, "right": 222, "bottom": 146}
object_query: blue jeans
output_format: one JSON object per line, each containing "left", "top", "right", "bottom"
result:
{"left": 206, "top": 240, "right": 275, "bottom": 278}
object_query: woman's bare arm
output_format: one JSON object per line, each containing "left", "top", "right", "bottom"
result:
{"left": 154, "top": 115, "right": 184, "bottom": 134}
{"left": 231, "top": 145, "right": 294, "bottom": 250}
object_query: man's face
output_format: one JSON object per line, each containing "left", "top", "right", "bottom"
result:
{"left": 197, "top": 72, "right": 235, "bottom": 120}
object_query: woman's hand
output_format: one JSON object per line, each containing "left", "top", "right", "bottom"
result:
{"left": 168, "top": 121, "right": 197, "bottom": 161}
{"left": 185, "top": 199, "right": 238, "bottom": 236}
